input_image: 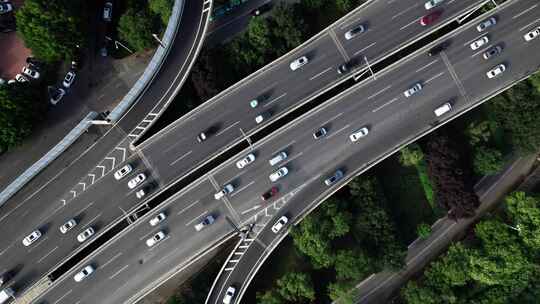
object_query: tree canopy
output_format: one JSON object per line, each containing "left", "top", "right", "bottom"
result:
{"left": 118, "top": 9, "right": 155, "bottom": 52}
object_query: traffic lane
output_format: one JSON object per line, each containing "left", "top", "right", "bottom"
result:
{"left": 142, "top": 34, "right": 344, "bottom": 179}
{"left": 338, "top": 0, "right": 487, "bottom": 59}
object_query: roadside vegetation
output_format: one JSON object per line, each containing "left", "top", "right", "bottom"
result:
{"left": 400, "top": 191, "right": 540, "bottom": 304}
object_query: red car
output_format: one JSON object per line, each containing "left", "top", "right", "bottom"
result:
{"left": 420, "top": 10, "right": 442, "bottom": 26}
{"left": 261, "top": 187, "right": 279, "bottom": 201}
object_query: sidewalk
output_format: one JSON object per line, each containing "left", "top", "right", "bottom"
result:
{"left": 349, "top": 153, "right": 539, "bottom": 304}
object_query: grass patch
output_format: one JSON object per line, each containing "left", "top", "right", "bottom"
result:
{"left": 375, "top": 155, "right": 435, "bottom": 243}
{"left": 416, "top": 159, "right": 435, "bottom": 208}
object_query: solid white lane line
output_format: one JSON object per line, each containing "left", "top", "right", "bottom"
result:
{"left": 230, "top": 181, "right": 255, "bottom": 197}
{"left": 415, "top": 59, "right": 438, "bottom": 73}
{"left": 519, "top": 17, "right": 540, "bottom": 31}
{"left": 372, "top": 97, "right": 399, "bottom": 113}
{"left": 282, "top": 151, "right": 304, "bottom": 167}
{"left": 185, "top": 211, "right": 209, "bottom": 227}
{"left": 512, "top": 4, "right": 537, "bottom": 19}
{"left": 392, "top": 3, "right": 419, "bottom": 19}
{"left": 309, "top": 67, "right": 333, "bottom": 81}
{"left": 38, "top": 246, "right": 58, "bottom": 263}
{"left": 54, "top": 290, "right": 72, "bottom": 304}
{"left": 326, "top": 124, "right": 351, "bottom": 140}
{"left": 400, "top": 18, "right": 419, "bottom": 31}
{"left": 84, "top": 213, "right": 102, "bottom": 228}
{"left": 77, "top": 201, "right": 94, "bottom": 216}
{"left": 424, "top": 71, "right": 445, "bottom": 84}
{"left": 177, "top": 200, "right": 200, "bottom": 216}
{"left": 109, "top": 265, "right": 129, "bottom": 280}
{"left": 271, "top": 140, "right": 296, "bottom": 156}
{"left": 0, "top": 243, "right": 14, "bottom": 257}
{"left": 353, "top": 42, "right": 377, "bottom": 56}
{"left": 264, "top": 93, "right": 287, "bottom": 108}
{"left": 102, "top": 252, "right": 123, "bottom": 268}
{"left": 215, "top": 121, "right": 240, "bottom": 137}
{"left": 320, "top": 112, "right": 344, "bottom": 127}
{"left": 367, "top": 85, "right": 392, "bottom": 100}
{"left": 170, "top": 150, "right": 193, "bottom": 166}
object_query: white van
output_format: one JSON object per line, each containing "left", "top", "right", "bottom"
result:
{"left": 434, "top": 102, "right": 452, "bottom": 117}
{"left": 269, "top": 151, "right": 287, "bottom": 166}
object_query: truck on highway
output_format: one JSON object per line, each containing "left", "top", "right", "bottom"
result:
{"left": 0, "top": 288, "right": 14, "bottom": 304}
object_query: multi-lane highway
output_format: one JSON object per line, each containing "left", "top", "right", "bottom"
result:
{"left": 205, "top": 0, "right": 540, "bottom": 302}
{"left": 0, "top": 1, "right": 486, "bottom": 300}
{"left": 29, "top": 0, "right": 540, "bottom": 303}
{"left": 0, "top": 0, "right": 211, "bottom": 297}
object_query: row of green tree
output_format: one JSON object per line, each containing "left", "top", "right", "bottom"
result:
{"left": 401, "top": 191, "right": 540, "bottom": 304}
{"left": 256, "top": 176, "right": 407, "bottom": 304}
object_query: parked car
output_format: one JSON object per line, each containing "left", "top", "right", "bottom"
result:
{"left": 269, "top": 167, "right": 288, "bottom": 182}
{"left": 255, "top": 111, "right": 271, "bottom": 124}
{"left": 269, "top": 151, "right": 287, "bottom": 166}
{"left": 22, "top": 67, "right": 40, "bottom": 79}
{"left": 482, "top": 45, "right": 502, "bottom": 60}
{"left": 261, "top": 187, "right": 279, "bottom": 201}
{"left": 74, "top": 265, "right": 94, "bottom": 282}
{"left": 128, "top": 173, "right": 146, "bottom": 189}
{"left": 223, "top": 286, "right": 236, "bottom": 304}
{"left": 524, "top": 26, "right": 540, "bottom": 41}
{"left": 404, "top": 82, "right": 423, "bottom": 97}
{"left": 214, "top": 184, "right": 234, "bottom": 200}
{"left": 434, "top": 102, "right": 452, "bottom": 117}
{"left": 146, "top": 231, "right": 166, "bottom": 247}
{"left": 476, "top": 16, "right": 496, "bottom": 32}
{"left": 149, "top": 212, "right": 167, "bottom": 226}
{"left": 114, "top": 164, "right": 133, "bottom": 180}
{"left": 49, "top": 87, "right": 66, "bottom": 105}
{"left": 22, "top": 230, "right": 42, "bottom": 246}
{"left": 236, "top": 153, "right": 255, "bottom": 169}
{"left": 470, "top": 36, "right": 489, "bottom": 50}
{"left": 63, "top": 71, "right": 76, "bottom": 88}
{"left": 77, "top": 227, "right": 95, "bottom": 243}
{"left": 136, "top": 188, "right": 146, "bottom": 199}
{"left": 290, "top": 56, "right": 308, "bottom": 71}
{"left": 271, "top": 216, "right": 288, "bottom": 233}
{"left": 344, "top": 24, "right": 365, "bottom": 40}
{"left": 194, "top": 215, "right": 215, "bottom": 231}
{"left": 425, "top": 0, "right": 444, "bottom": 10}
{"left": 349, "top": 127, "right": 369, "bottom": 142}
{"left": 324, "top": 170, "right": 344, "bottom": 186}
{"left": 337, "top": 62, "right": 350, "bottom": 74}
{"left": 103, "top": 2, "right": 113, "bottom": 22}
{"left": 0, "top": 3, "right": 12, "bottom": 14}
{"left": 486, "top": 63, "right": 506, "bottom": 79}
{"left": 313, "top": 127, "right": 327, "bottom": 139}
{"left": 249, "top": 99, "right": 259, "bottom": 108}
{"left": 15, "top": 74, "right": 29, "bottom": 83}
{"left": 420, "top": 10, "right": 442, "bottom": 26}
{"left": 59, "top": 219, "right": 77, "bottom": 234}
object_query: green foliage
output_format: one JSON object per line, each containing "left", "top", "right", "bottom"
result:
{"left": 256, "top": 290, "right": 284, "bottom": 304}
{"left": 467, "top": 121, "right": 492, "bottom": 146}
{"left": 118, "top": 9, "right": 155, "bottom": 52}
{"left": 16, "top": 0, "right": 84, "bottom": 62}
{"left": 0, "top": 83, "right": 43, "bottom": 150}
{"left": 416, "top": 159, "right": 435, "bottom": 206}
{"left": 399, "top": 144, "right": 424, "bottom": 167}
{"left": 149, "top": 0, "right": 173, "bottom": 25}
{"left": 473, "top": 146, "right": 504, "bottom": 175}
{"left": 300, "top": 0, "right": 325, "bottom": 9}
{"left": 401, "top": 281, "right": 441, "bottom": 304}
{"left": 334, "top": 249, "right": 373, "bottom": 280}
{"left": 416, "top": 223, "right": 432, "bottom": 239}
{"left": 505, "top": 192, "right": 540, "bottom": 252}
{"left": 336, "top": 0, "right": 356, "bottom": 13}
{"left": 276, "top": 272, "right": 315, "bottom": 302}
{"left": 327, "top": 280, "right": 354, "bottom": 304}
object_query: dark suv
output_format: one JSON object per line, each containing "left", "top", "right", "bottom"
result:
{"left": 427, "top": 41, "right": 451, "bottom": 56}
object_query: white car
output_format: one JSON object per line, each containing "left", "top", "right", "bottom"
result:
{"left": 324, "top": 170, "right": 344, "bottom": 186}
{"left": 434, "top": 102, "right": 452, "bottom": 117}
{"left": 194, "top": 215, "right": 215, "bottom": 231}
{"left": 269, "top": 167, "right": 288, "bottom": 182}
{"left": 146, "top": 231, "right": 166, "bottom": 247}
{"left": 236, "top": 153, "right": 255, "bottom": 169}
{"left": 0, "top": 3, "right": 12, "bottom": 14}
{"left": 15, "top": 74, "right": 29, "bottom": 83}
{"left": 149, "top": 212, "right": 167, "bottom": 226}
{"left": 103, "top": 2, "right": 113, "bottom": 22}
{"left": 214, "top": 184, "right": 234, "bottom": 200}
{"left": 524, "top": 26, "right": 540, "bottom": 42}
{"left": 49, "top": 87, "right": 66, "bottom": 105}
{"left": 290, "top": 56, "right": 308, "bottom": 71}
{"left": 77, "top": 227, "right": 95, "bottom": 243}
{"left": 63, "top": 71, "right": 76, "bottom": 88}
{"left": 349, "top": 127, "right": 369, "bottom": 142}
{"left": 424, "top": 0, "right": 444, "bottom": 10}
{"left": 223, "top": 286, "right": 236, "bottom": 304}
{"left": 136, "top": 189, "right": 146, "bottom": 199}
{"left": 114, "top": 164, "right": 133, "bottom": 180}
{"left": 73, "top": 265, "right": 94, "bottom": 282}
{"left": 470, "top": 36, "right": 489, "bottom": 50}
{"left": 22, "top": 230, "right": 42, "bottom": 247}
{"left": 59, "top": 219, "right": 77, "bottom": 234}
{"left": 22, "top": 67, "right": 40, "bottom": 79}
{"left": 486, "top": 63, "right": 506, "bottom": 79}
{"left": 344, "top": 24, "right": 365, "bottom": 40}
{"left": 128, "top": 173, "right": 146, "bottom": 189}
{"left": 403, "top": 83, "right": 423, "bottom": 97}
{"left": 476, "top": 17, "right": 496, "bottom": 32}
{"left": 271, "top": 216, "right": 288, "bottom": 233}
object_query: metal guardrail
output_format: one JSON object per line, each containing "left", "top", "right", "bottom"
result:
{"left": 106, "top": 0, "right": 185, "bottom": 123}
{"left": 0, "top": 0, "right": 185, "bottom": 209}
{"left": 0, "top": 112, "right": 98, "bottom": 207}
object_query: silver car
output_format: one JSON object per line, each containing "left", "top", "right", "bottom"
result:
{"left": 344, "top": 24, "right": 365, "bottom": 40}
{"left": 476, "top": 17, "right": 496, "bottom": 32}
{"left": 403, "top": 83, "right": 423, "bottom": 98}
{"left": 290, "top": 56, "right": 308, "bottom": 71}
{"left": 59, "top": 219, "right": 77, "bottom": 234}
{"left": 269, "top": 167, "right": 288, "bottom": 182}
{"left": 424, "top": 0, "right": 444, "bottom": 10}
{"left": 77, "top": 227, "right": 95, "bottom": 243}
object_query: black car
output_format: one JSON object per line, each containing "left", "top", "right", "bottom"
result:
{"left": 427, "top": 41, "right": 451, "bottom": 56}
{"left": 261, "top": 187, "right": 279, "bottom": 201}
{"left": 337, "top": 62, "right": 350, "bottom": 74}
